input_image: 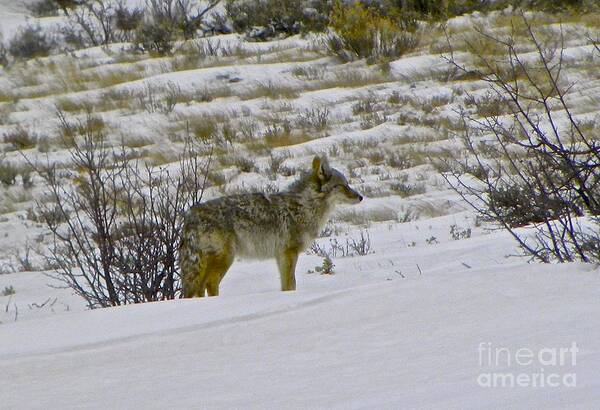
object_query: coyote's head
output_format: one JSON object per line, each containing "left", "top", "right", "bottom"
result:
{"left": 312, "top": 156, "right": 363, "bottom": 204}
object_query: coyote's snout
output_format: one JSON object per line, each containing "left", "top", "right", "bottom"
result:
{"left": 179, "top": 155, "right": 362, "bottom": 297}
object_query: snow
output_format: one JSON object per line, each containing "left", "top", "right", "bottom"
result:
{"left": 1, "top": 221, "right": 600, "bottom": 409}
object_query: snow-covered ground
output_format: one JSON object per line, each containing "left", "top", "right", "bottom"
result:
{"left": 1, "top": 1, "right": 600, "bottom": 408}
{"left": 1, "top": 222, "right": 599, "bottom": 409}
{"left": 2, "top": 212, "right": 600, "bottom": 409}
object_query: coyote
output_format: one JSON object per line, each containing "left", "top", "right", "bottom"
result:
{"left": 179, "top": 156, "right": 362, "bottom": 297}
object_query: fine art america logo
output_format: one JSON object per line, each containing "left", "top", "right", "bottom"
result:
{"left": 477, "top": 342, "right": 578, "bottom": 388}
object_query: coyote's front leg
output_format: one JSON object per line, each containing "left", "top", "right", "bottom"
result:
{"left": 276, "top": 249, "right": 299, "bottom": 291}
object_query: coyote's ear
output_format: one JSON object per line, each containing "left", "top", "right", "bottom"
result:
{"left": 312, "top": 155, "right": 330, "bottom": 181}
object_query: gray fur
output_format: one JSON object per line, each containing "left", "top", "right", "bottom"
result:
{"left": 179, "top": 155, "right": 362, "bottom": 297}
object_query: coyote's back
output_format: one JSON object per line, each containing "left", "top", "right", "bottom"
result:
{"left": 179, "top": 156, "right": 362, "bottom": 297}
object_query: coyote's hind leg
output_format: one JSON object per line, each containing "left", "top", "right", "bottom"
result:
{"left": 205, "top": 249, "right": 234, "bottom": 297}
{"left": 276, "top": 248, "right": 299, "bottom": 292}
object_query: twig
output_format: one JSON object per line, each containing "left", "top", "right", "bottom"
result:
{"left": 5, "top": 295, "right": 12, "bottom": 313}
{"left": 30, "top": 298, "right": 51, "bottom": 309}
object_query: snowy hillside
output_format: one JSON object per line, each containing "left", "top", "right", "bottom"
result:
{"left": 1, "top": 0, "right": 599, "bottom": 408}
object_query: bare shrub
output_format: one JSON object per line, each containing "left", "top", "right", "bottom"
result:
{"left": 347, "top": 230, "right": 373, "bottom": 256}
{"left": 14, "top": 241, "right": 39, "bottom": 272}
{"left": 442, "top": 14, "right": 600, "bottom": 263}
{"left": 67, "top": 0, "right": 133, "bottom": 46}
{"left": 309, "top": 230, "right": 373, "bottom": 258}
{"left": 134, "top": 81, "right": 183, "bottom": 114}
{"left": 3, "top": 127, "right": 38, "bottom": 151}
{"left": 352, "top": 96, "right": 377, "bottom": 115}
{"left": 360, "top": 112, "right": 388, "bottom": 130}
{"left": 54, "top": 0, "right": 84, "bottom": 15}
{"left": 114, "top": 2, "right": 144, "bottom": 37}
{"left": 62, "top": 1, "right": 142, "bottom": 47}
{"left": 148, "top": 0, "right": 221, "bottom": 40}
{"left": 0, "top": 156, "right": 19, "bottom": 186}
{"left": 163, "top": 82, "right": 184, "bottom": 113}
{"left": 390, "top": 181, "right": 426, "bottom": 197}
{"left": 296, "top": 108, "right": 330, "bottom": 131}
{"left": 136, "top": 0, "right": 221, "bottom": 54}
{"left": 28, "top": 0, "right": 60, "bottom": 17}
{"left": 9, "top": 25, "right": 55, "bottom": 60}
{"left": 386, "top": 152, "right": 414, "bottom": 169}
{"left": 28, "top": 112, "right": 212, "bottom": 307}
{"left": 267, "top": 151, "right": 290, "bottom": 178}
{"left": 449, "top": 224, "right": 472, "bottom": 240}
{"left": 291, "top": 65, "right": 325, "bottom": 81}
{"left": 219, "top": 151, "right": 257, "bottom": 173}
{"left": 188, "top": 37, "right": 229, "bottom": 58}
{"left": 62, "top": 0, "right": 219, "bottom": 51}
{"left": 135, "top": 17, "right": 175, "bottom": 55}
{"left": 225, "top": 0, "right": 330, "bottom": 40}
{"left": 28, "top": 204, "right": 69, "bottom": 226}
{"left": 327, "top": 2, "right": 419, "bottom": 63}
{"left": 0, "top": 35, "right": 8, "bottom": 67}
{"left": 243, "top": 81, "right": 298, "bottom": 100}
